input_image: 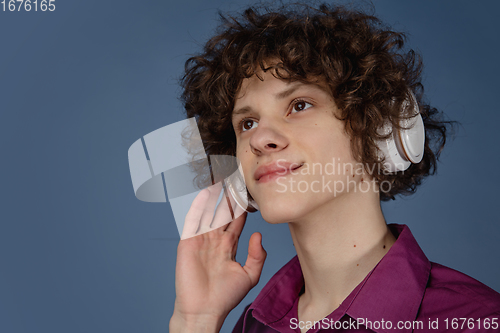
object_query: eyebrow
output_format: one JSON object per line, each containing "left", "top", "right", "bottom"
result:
{"left": 232, "top": 82, "right": 306, "bottom": 118}
{"left": 232, "top": 106, "right": 252, "bottom": 117}
{"left": 274, "top": 82, "right": 303, "bottom": 100}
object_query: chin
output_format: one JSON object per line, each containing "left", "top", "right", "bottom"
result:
{"left": 257, "top": 198, "right": 307, "bottom": 224}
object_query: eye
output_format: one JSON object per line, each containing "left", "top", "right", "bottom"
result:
{"left": 240, "top": 119, "right": 258, "bottom": 132}
{"left": 291, "top": 100, "right": 313, "bottom": 114}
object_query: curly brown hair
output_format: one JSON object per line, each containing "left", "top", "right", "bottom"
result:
{"left": 180, "top": 2, "right": 456, "bottom": 201}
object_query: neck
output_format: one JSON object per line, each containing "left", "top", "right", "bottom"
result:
{"left": 289, "top": 189, "right": 396, "bottom": 321}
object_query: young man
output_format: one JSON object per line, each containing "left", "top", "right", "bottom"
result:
{"left": 170, "top": 3, "right": 500, "bottom": 332}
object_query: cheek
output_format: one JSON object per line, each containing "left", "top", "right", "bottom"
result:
{"left": 236, "top": 146, "right": 252, "bottom": 181}
{"left": 305, "top": 133, "right": 354, "bottom": 174}
{"left": 236, "top": 143, "right": 250, "bottom": 164}
{"left": 305, "top": 131, "right": 342, "bottom": 159}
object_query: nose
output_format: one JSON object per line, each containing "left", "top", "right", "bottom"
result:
{"left": 248, "top": 121, "right": 289, "bottom": 156}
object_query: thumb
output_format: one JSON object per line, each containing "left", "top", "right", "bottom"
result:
{"left": 242, "top": 232, "right": 267, "bottom": 287}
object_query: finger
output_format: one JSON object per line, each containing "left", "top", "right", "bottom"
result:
{"left": 210, "top": 186, "right": 234, "bottom": 230}
{"left": 242, "top": 232, "right": 267, "bottom": 287}
{"left": 223, "top": 183, "right": 247, "bottom": 234}
{"left": 181, "top": 188, "right": 210, "bottom": 240}
{"left": 226, "top": 186, "right": 246, "bottom": 223}
{"left": 211, "top": 180, "right": 244, "bottom": 230}
{"left": 224, "top": 208, "right": 247, "bottom": 236}
{"left": 197, "top": 182, "right": 223, "bottom": 234}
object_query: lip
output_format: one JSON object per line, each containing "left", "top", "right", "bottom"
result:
{"left": 254, "top": 161, "right": 303, "bottom": 183}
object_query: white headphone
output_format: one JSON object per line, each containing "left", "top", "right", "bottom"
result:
{"left": 226, "top": 91, "right": 426, "bottom": 212}
{"left": 376, "top": 91, "right": 426, "bottom": 173}
{"left": 224, "top": 163, "right": 259, "bottom": 212}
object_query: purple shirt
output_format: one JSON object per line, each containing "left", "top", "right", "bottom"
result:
{"left": 232, "top": 224, "right": 500, "bottom": 332}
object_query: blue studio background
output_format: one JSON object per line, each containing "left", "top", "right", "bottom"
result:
{"left": 1, "top": 1, "right": 499, "bottom": 332}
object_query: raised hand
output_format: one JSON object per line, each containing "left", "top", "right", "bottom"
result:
{"left": 170, "top": 184, "right": 267, "bottom": 333}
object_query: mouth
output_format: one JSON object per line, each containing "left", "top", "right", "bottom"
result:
{"left": 256, "top": 163, "right": 304, "bottom": 183}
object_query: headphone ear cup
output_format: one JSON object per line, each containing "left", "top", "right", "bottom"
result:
{"left": 376, "top": 92, "right": 425, "bottom": 173}
{"left": 377, "top": 120, "right": 411, "bottom": 172}
{"left": 208, "top": 155, "right": 258, "bottom": 213}
{"left": 225, "top": 163, "right": 259, "bottom": 212}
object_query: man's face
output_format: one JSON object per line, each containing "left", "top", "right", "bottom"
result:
{"left": 231, "top": 71, "right": 372, "bottom": 224}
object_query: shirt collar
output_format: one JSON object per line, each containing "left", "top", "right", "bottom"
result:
{"left": 245, "top": 224, "right": 431, "bottom": 333}
{"left": 345, "top": 224, "right": 431, "bottom": 333}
